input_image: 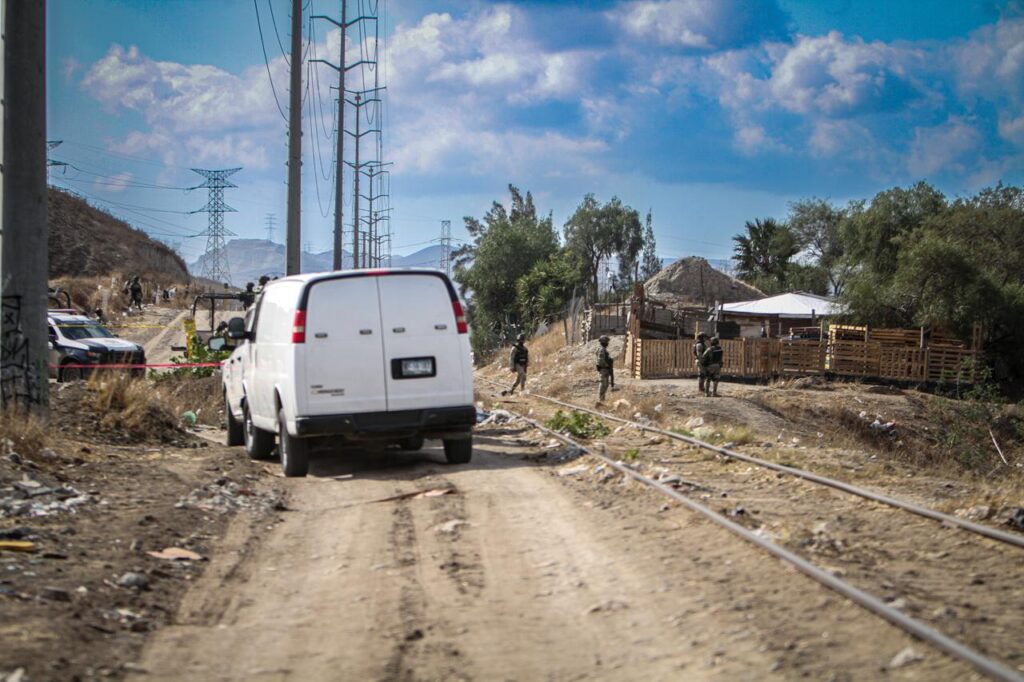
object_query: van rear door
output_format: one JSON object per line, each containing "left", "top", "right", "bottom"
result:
{"left": 302, "top": 276, "right": 387, "bottom": 415}
{"left": 377, "top": 273, "right": 467, "bottom": 412}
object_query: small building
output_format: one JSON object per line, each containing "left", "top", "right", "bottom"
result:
{"left": 719, "top": 292, "right": 843, "bottom": 338}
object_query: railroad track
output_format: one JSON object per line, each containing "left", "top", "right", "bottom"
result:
{"left": 479, "top": 377, "right": 1024, "bottom": 682}
{"left": 479, "top": 377, "right": 1024, "bottom": 549}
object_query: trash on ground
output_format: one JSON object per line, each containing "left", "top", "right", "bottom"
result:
{"left": 0, "top": 540, "right": 36, "bottom": 553}
{"left": 147, "top": 547, "right": 205, "bottom": 561}
{"left": 367, "top": 487, "right": 458, "bottom": 505}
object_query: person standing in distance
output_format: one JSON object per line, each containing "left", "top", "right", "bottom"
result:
{"left": 504, "top": 333, "right": 529, "bottom": 396}
{"left": 694, "top": 332, "right": 708, "bottom": 395}
{"left": 702, "top": 336, "right": 724, "bottom": 397}
{"left": 596, "top": 335, "right": 615, "bottom": 403}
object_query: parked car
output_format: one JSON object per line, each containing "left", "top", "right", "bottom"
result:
{"left": 221, "top": 269, "right": 476, "bottom": 477}
{"left": 47, "top": 311, "right": 146, "bottom": 381}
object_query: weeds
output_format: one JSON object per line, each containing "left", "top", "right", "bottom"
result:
{"left": 545, "top": 410, "right": 610, "bottom": 439}
{"left": 0, "top": 407, "right": 49, "bottom": 459}
{"left": 87, "top": 374, "right": 182, "bottom": 440}
{"left": 704, "top": 426, "right": 757, "bottom": 446}
{"left": 623, "top": 448, "right": 640, "bottom": 461}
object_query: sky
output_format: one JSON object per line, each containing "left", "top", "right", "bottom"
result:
{"left": 46, "top": 0, "right": 1024, "bottom": 267}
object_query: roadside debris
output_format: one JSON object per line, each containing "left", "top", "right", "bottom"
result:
{"left": 478, "top": 409, "right": 515, "bottom": 426}
{"left": 888, "top": 647, "right": 923, "bottom": 669}
{"left": 1007, "top": 507, "right": 1024, "bottom": 531}
{"left": 0, "top": 540, "right": 36, "bottom": 553}
{"left": 146, "top": 547, "right": 205, "bottom": 561}
{"left": 366, "top": 487, "right": 457, "bottom": 505}
{"left": 116, "top": 572, "right": 150, "bottom": 590}
{"left": 175, "top": 478, "right": 283, "bottom": 514}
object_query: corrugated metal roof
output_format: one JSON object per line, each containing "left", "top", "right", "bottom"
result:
{"left": 720, "top": 292, "right": 844, "bottom": 318}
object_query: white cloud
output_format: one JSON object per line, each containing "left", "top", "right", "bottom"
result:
{"left": 614, "top": 0, "right": 788, "bottom": 51}
{"left": 104, "top": 172, "right": 133, "bottom": 193}
{"left": 906, "top": 118, "right": 983, "bottom": 176}
{"left": 81, "top": 44, "right": 283, "bottom": 134}
{"left": 999, "top": 114, "right": 1024, "bottom": 145}
{"left": 808, "top": 120, "right": 874, "bottom": 159}
{"left": 767, "top": 32, "right": 925, "bottom": 116}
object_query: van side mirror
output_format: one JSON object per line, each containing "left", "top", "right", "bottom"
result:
{"left": 207, "top": 336, "right": 229, "bottom": 352}
{"left": 226, "top": 317, "right": 248, "bottom": 340}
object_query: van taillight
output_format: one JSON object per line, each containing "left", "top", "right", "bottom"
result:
{"left": 292, "top": 310, "right": 307, "bottom": 343}
{"left": 452, "top": 299, "right": 468, "bottom": 334}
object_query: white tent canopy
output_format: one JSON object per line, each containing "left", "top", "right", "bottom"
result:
{"left": 720, "top": 292, "right": 844, "bottom": 318}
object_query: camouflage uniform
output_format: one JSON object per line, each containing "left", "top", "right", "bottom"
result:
{"left": 508, "top": 337, "right": 529, "bottom": 395}
{"left": 702, "top": 337, "right": 724, "bottom": 397}
{"left": 694, "top": 333, "right": 708, "bottom": 394}
{"left": 596, "top": 336, "right": 615, "bottom": 402}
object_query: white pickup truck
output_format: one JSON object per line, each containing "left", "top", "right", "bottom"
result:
{"left": 220, "top": 269, "right": 476, "bottom": 477}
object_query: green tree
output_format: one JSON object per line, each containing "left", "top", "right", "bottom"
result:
{"left": 639, "top": 210, "right": 661, "bottom": 281}
{"left": 516, "top": 250, "right": 584, "bottom": 332}
{"left": 732, "top": 217, "right": 799, "bottom": 283}
{"left": 453, "top": 185, "right": 558, "bottom": 352}
{"left": 564, "top": 195, "right": 643, "bottom": 301}
{"left": 786, "top": 198, "right": 850, "bottom": 295}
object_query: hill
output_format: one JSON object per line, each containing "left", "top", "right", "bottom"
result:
{"left": 645, "top": 256, "right": 762, "bottom": 307}
{"left": 48, "top": 187, "right": 189, "bottom": 282}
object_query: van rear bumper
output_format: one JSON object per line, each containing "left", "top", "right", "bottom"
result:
{"left": 294, "top": 405, "right": 476, "bottom": 438}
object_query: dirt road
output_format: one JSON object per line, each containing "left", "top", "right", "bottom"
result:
{"left": 131, "top": 429, "right": 974, "bottom": 681}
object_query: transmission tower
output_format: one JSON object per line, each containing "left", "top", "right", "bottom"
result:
{"left": 265, "top": 213, "right": 276, "bottom": 242}
{"left": 438, "top": 220, "right": 452, "bottom": 275}
{"left": 192, "top": 167, "right": 241, "bottom": 284}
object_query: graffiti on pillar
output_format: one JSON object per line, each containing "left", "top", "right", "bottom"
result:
{"left": 1, "top": 295, "right": 42, "bottom": 406}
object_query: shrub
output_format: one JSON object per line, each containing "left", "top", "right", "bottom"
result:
{"left": 545, "top": 410, "right": 610, "bottom": 439}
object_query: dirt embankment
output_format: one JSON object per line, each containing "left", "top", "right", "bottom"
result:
{"left": 0, "top": 379, "right": 284, "bottom": 681}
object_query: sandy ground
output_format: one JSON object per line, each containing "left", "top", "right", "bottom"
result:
{"left": 127, "top": 431, "right": 989, "bottom": 681}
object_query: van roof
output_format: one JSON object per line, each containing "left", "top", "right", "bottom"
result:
{"left": 268, "top": 268, "right": 460, "bottom": 308}
{"left": 267, "top": 267, "right": 446, "bottom": 286}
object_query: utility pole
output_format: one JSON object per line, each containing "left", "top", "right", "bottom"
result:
{"left": 264, "top": 213, "right": 276, "bottom": 242}
{"left": 192, "top": 168, "right": 240, "bottom": 286}
{"left": 333, "top": 0, "right": 346, "bottom": 270}
{"left": 285, "top": 0, "right": 303, "bottom": 276}
{"left": 438, "top": 220, "right": 452, "bottom": 275}
{"left": 1, "top": 0, "right": 48, "bottom": 411}
{"left": 352, "top": 93, "right": 360, "bottom": 268}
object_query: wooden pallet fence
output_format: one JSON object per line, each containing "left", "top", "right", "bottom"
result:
{"left": 630, "top": 332, "right": 982, "bottom": 383}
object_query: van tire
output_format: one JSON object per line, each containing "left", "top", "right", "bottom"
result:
{"left": 399, "top": 436, "right": 424, "bottom": 451}
{"left": 442, "top": 437, "right": 472, "bottom": 464}
{"left": 243, "top": 403, "right": 275, "bottom": 460}
{"left": 225, "top": 393, "right": 244, "bottom": 446}
{"left": 279, "top": 409, "right": 310, "bottom": 477}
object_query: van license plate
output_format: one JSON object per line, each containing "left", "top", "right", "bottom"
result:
{"left": 396, "top": 357, "right": 435, "bottom": 379}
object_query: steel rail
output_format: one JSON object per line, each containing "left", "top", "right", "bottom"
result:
{"left": 480, "top": 378, "right": 1024, "bottom": 549}
{"left": 497, "top": 403, "right": 1024, "bottom": 682}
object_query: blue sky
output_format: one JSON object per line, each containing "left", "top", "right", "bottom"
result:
{"left": 46, "top": 0, "right": 1024, "bottom": 267}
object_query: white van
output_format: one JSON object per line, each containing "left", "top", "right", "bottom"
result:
{"left": 221, "top": 269, "right": 475, "bottom": 477}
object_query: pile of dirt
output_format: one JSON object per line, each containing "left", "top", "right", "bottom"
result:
{"left": 49, "top": 380, "right": 198, "bottom": 446}
{"left": 48, "top": 187, "right": 189, "bottom": 282}
{"left": 645, "top": 256, "right": 763, "bottom": 307}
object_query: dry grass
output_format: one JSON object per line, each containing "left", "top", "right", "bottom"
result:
{"left": 703, "top": 425, "right": 757, "bottom": 446}
{"left": 0, "top": 407, "right": 49, "bottom": 459}
{"left": 87, "top": 374, "right": 182, "bottom": 439}
{"left": 527, "top": 323, "right": 571, "bottom": 371}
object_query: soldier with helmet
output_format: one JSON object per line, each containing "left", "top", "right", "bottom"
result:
{"left": 702, "top": 336, "right": 724, "bottom": 397}
{"left": 694, "top": 331, "right": 709, "bottom": 395}
{"left": 503, "top": 333, "right": 530, "bottom": 396}
{"left": 596, "top": 335, "right": 615, "bottom": 403}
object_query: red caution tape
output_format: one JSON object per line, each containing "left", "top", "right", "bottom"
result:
{"left": 50, "top": 362, "right": 222, "bottom": 370}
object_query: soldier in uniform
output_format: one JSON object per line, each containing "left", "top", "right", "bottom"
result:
{"left": 503, "top": 333, "right": 529, "bottom": 396}
{"left": 702, "top": 336, "right": 724, "bottom": 397}
{"left": 596, "top": 335, "right": 615, "bottom": 403}
{"left": 694, "top": 332, "right": 708, "bottom": 395}
{"left": 124, "top": 275, "right": 144, "bottom": 311}
{"left": 239, "top": 282, "right": 256, "bottom": 309}
{"left": 254, "top": 275, "right": 271, "bottom": 295}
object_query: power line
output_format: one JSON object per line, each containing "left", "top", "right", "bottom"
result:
{"left": 254, "top": 0, "right": 289, "bottom": 122}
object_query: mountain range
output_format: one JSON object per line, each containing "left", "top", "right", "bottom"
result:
{"left": 188, "top": 239, "right": 445, "bottom": 287}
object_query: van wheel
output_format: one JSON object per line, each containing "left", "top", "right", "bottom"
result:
{"left": 225, "top": 393, "right": 244, "bottom": 447}
{"left": 442, "top": 437, "right": 472, "bottom": 464}
{"left": 279, "top": 409, "right": 310, "bottom": 477}
{"left": 243, "top": 403, "right": 275, "bottom": 460}
{"left": 399, "top": 436, "right": 424, "bottom": 451}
